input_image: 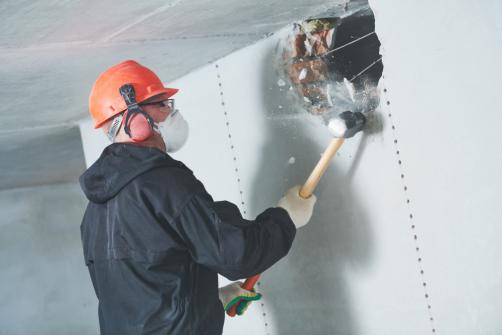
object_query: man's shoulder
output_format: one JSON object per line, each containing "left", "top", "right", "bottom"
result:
{"left": 132, "top": 162, "right": 204, "bottom": 197}
{"left": 126, "top": 163, "right": 207, "bottom": 221}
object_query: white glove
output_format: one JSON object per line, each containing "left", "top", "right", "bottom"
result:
{"left": 277, "top": 185, "right": 317, "bottom": 229}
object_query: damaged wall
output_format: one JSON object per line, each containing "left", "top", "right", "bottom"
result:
{"left": 79, "top": 1, "right": 502, "bottom": 334}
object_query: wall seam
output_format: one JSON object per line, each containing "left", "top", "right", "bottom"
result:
{"left": 213, "top": 63, "right": 247, "bottom": 216}
{"left": 382, "top": 77, "right": 438, "bottom": 334}
{"left": 214, "top": 62, "right": 271, "bottom": 335}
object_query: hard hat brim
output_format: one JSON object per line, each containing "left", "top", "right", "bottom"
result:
{"left": 162, "top": 87, "right": 179, "bottom": 98}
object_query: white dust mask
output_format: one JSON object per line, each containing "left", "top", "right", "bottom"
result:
{"left": 155, "top": 109, "right": 189, "bottom": 153}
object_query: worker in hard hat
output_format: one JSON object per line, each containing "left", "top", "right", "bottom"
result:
{"left": 79, "top": 60, "right": 316, "bottom": 335}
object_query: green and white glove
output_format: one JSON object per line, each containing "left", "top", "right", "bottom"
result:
{"left": 218, "top": 282, "right": 262, "bottom": 316}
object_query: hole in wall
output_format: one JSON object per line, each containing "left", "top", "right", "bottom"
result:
{"left": 274, "top": 0, "right": 383, "bottom": 125}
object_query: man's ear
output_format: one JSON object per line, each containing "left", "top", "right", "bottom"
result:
{"left": 125, "top": 112, "right": 153, "bottom": 142}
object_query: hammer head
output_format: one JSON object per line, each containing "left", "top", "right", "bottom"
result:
{"left": 327, "top": 111, "right": 366, "bottom": 138}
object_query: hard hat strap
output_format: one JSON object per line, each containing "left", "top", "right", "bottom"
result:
{"left": 119, "top": 84, "right": 155, "bottom": 138}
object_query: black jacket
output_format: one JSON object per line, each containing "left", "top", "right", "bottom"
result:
{"left": 79, "top": 143, "right": 296, "bottom": 335}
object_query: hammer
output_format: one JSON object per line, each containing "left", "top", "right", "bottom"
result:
{"left": 227, "top": 110, "right": 366, "bottom": 317}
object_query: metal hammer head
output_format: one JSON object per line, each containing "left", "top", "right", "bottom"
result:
{"left": 327, "top": 111, "right": 366, "bottom": 138}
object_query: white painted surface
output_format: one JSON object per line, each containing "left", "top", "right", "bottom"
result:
{"left": 79, "top": 118, "right": 110, "bottom": 168}
{"left": 79, "top": 2, "right": 502, "bottom": 333}
{"left": 371, "top": 0, "right": 502, "bottom": 333}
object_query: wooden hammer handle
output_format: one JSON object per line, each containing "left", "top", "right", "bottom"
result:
{"left": 299, "top": 137, "right": 345, "bottom": 198}
{"left": 226, "top": 137, "right": 345, "bottom": 317}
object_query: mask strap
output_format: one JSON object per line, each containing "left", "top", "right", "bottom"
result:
{"left": 118, "top": 84, "right": 155, "bottom": 138}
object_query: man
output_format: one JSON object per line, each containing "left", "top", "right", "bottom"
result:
{"left": 79, "top": 60, "right": 316, "bottom": 334}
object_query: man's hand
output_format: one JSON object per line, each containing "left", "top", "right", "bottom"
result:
{"left": 218, "top": 282, "right": 262, "bottom": 316}
{"left": 278, "top": 185, "right": 317, "bottom": 229}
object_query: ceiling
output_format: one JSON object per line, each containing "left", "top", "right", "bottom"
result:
{"left": 0, "top": 0, "right": 349, "bottom": 190}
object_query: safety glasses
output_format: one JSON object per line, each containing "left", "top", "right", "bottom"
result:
{"left": 140, "top": 98, "right": 175, "bottom": 110}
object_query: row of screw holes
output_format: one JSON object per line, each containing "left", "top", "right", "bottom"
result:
{"left": 215, "top": 63, "right": 270, "bottom": 334}
{"left": 214, "top": 63, "right": 247, "bottom": 216}
{"left": 383, "top": 85, "right": 437, "bottom": 333}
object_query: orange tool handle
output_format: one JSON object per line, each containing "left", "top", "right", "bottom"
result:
{"left": 227, "top": 137, "right": 345, "bottom": 317}
{"left": 226, "top": 274, "right": 261, "bottom": 317}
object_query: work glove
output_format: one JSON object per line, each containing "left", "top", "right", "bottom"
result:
{"left": 218, "top": 282, "right": 262, "bottom": 316}
{"left": 277, "top": 185, "right": 317, "bottom": 229}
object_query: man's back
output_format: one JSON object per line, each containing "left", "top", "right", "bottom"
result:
{"left": 80, "top": 143, "right": 296, "bottom": 334}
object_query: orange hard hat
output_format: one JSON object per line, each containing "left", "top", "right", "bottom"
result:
{"left": 89, "top": 60, "right": 178, "bottom": 129}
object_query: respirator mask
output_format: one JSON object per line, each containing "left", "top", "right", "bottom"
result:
{"left": 154, "top": 108, "right": 189, "bottom": 153}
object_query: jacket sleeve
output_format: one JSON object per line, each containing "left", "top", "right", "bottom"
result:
{"left": 170, "top": 189, "right": 296, "bottom": 281}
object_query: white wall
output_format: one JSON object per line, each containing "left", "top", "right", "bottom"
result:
{"left": 0, "top": 183, "right": 98, "bottom": 335}
{"left": 80, "top": 2, "right": 502, "bottom": 333}
{"left": 370, "top": 0, "right": 502, "bottom": 334}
